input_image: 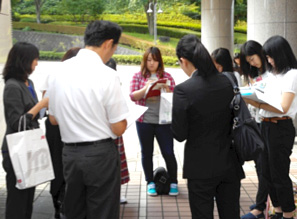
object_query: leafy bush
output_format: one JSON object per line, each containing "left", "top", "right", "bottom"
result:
{"left": 22, "top": 26, "right": 31, "bottom": 31}
{"left": 20, "top": 17, "right": 37, "bottom": 23}
{"left": 40, "top": 51, "right": 64, "bottom": 60}
{"left": 234, "top": 20, "right": 247, "bottom": 34}
{"left": 13, "top": 22, "right": 86, "bottom": 35}
{"left": 12, "top": 12, "right": 21, "bottom": 22}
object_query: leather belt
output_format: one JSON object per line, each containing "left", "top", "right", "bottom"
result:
{"left": 261, "top": 116, "right": 291, "bottom": 123}
{"left": 64, "top": 138, "right": 112, "bottom": 146}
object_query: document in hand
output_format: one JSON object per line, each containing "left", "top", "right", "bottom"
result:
{"left": 126, "top": 102, "right": 148, "bottom": 129}
{"left": 144, "top": 78, "right": 168, "bottom": 99}
{"left": 240, "top": 86, "right": 283, "bottom": 112}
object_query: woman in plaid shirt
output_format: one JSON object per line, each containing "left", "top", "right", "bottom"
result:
{"left": 130, "top": 47, "right": 178, "bottom": 196}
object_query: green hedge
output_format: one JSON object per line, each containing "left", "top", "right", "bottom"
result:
{"left": 40, "top": 51, "right": 64, "bottom": 60}
{"left": 17, "top": 13, "right": 201, "bottom": 32}
{"left": 234, "top": 26, "right": 247, "bottom": 34}
{"left": 120, "top": 24, "right": 201, "bottom": 38}
{"left": 39, "top": 52, "right": 178, "bottom": 66}
{"left": 13, "top": 22, "right": 86, "bottom": 35}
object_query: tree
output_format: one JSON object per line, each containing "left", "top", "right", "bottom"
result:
{"left": 62, "top": 0, "right": 105, "bottom": 23}
{"left": 234, "top": 0, "right": 247, "bottom": 22}
{"left": 35, "top": 0, "right": 46, "bottom": 23}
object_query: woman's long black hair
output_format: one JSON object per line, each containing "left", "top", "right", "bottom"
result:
{"left": 263, "top": 35, "right": 297, "bottom": 74}
{"left": 240, "top": 40, "right": 266, "bottom": 81}
{"left": 211, "top": 48, "right": 234, "bottom": 72}
{"left": 2, "top": 42, "right": 39, "bottom": 83}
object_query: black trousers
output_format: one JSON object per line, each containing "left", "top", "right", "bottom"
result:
{"left": 187, "top": 166, "right": 241, "bottom": 219}
{"left": 62, "top": 140, "right": 120, "bottom": 219}
{"left": 254, "top": 151, "right": 269, "bottom": 211}
{"left": 2, "top": 152, "right": 35, "bottom": 219}
{"left": 45, "top": 118, "right": 65, "bottom": 212}
{"left": 261, "top": 119, "right": 296, "bottom": 212}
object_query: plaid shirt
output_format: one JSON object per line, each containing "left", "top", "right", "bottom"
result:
{"left": 130, "top": 71, "right": 175, "bottom": 122}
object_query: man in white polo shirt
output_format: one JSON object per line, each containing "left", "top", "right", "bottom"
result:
{"left": 47, "top": 20, "right": 129, "bottom": 219}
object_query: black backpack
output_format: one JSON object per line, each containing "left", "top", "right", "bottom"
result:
{"left": 153, "top": 167, "right": 170, "bottom": 195}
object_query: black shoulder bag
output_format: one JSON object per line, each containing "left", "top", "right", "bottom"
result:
{"left": 223, "top": 72, "right": 265, "bottom": 165}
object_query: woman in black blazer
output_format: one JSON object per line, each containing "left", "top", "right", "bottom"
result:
{"left": 1, "top": 42, "right": 48, "bottom": 219}
{"left": 172, "top": 35, "right": 242, "bottom": 219}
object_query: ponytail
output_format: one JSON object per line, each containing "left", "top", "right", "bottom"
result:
{"left": 176, "top": 34, "right": 217, "bottom": 77}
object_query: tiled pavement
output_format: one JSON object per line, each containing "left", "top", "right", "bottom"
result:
{"left": 1, "top": 63, "right": 297, "bottom": 218}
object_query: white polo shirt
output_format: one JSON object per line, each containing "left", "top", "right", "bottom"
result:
{"left": 260, "top": 69, "right": 297, "bottom": 119}
{"left": 48, "top": 49, "right": 129, "bottom": 143}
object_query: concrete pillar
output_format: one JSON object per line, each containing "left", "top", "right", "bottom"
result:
{"left": 0, "top": 0, "right": 12, "bottom": 63}
{"left": 248, "top": 0, "right": 297, "bottom": 56}
{"left": 0, "top": 0, "right": 12, "bottom": 140}
{"left": 201, "top": 0, "right": 235, "bottom": 55}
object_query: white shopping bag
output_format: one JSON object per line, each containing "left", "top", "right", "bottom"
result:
{"left": 6, "top": 116, "right": 54, "bottom": 189}
{"left": 159, "top": 90, "right": 173, "bottom": 124}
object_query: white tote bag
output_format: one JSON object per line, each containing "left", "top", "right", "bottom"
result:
{"left": 6, "top": 116, "right": 55, "bottom": 189}
{"left": 159, "top": 90, "right": 173, "bottom": 124}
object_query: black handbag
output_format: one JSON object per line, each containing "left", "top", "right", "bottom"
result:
{"left": 223, "top": 72, "right": 265, "bottom": 165}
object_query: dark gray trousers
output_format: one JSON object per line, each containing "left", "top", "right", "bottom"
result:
{"left": 62, "top": 140, "right": 120, "bottom": 219}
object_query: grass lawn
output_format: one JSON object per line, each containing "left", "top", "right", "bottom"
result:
{"left": 125, "top": 31, "right": 247, "bottom": 54}
{"left": 124, "top": 32, "right": 180, "bottom": 49}
{"left": 234, "top": 32, "right": 247, "bottom": 44}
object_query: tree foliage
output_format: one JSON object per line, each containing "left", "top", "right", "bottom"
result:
{"left": 235, "top": 0, "right": 247, "bottom": 22}
{"left": 61, "top": 0, "right": 105, "bottom": 22}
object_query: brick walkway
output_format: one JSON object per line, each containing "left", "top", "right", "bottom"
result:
{"left": 0, "top": 63, "right": 297, "bottom": 219}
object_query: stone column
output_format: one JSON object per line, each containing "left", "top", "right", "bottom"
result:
{"left": 201, "top": 0, "right": 235, "bottom": 55}
{"left": 248, "top": 0, "right": 297, "bottom": 56}
{"left": 0, "top": 0, "right": 12, "bottom": 63}
{"left": 0, "top": 0, "right": 12, "bottom": 140}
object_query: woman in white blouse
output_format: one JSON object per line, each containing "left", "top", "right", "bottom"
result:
{"left": 245, "top": 35, "right": 297, "bottom": 219}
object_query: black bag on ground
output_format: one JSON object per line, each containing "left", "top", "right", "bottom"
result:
{"left": 153, "top": 167, "right": 170, "bottom": 195}
{"left": 223, "top": 72, "right": 265, "bottom": 165}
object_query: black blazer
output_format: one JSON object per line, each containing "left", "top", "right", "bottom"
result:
{"left": 2, "top": 78, "right": 39, "bottom": 152}
{"left": 171, "top": 71, "right": 235, "bottom": 179}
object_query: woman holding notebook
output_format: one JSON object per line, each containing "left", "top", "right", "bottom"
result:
{"left": 244, "top": 35, "right": 297, "bottom": 219}
{"left": 130, "top": 47, "right": 178, "bottom": 196}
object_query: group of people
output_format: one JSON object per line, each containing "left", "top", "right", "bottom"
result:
{"left": 1, "top": 18, "right": 297, "bottom": 219}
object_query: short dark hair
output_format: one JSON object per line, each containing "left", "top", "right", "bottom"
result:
{"left": 239, "top": 40, "right": 266, "bottom": 81}
{"left": 2, "top": 42, "right": 39, "bottom": 83}
{"left": 84, "top": 20, "right": 122, "bottom": 47}
{"left": 211, "top": 48, "right": 234, "bottom": 72}
{"left": 141, "top": 47, "right": 164, "bottom": 78}
{"left": 263, "top": 35, "right": 297, "bottom": 74}
{"left": 106, "top": 57, "right": 117, "bottom": 71}
{"left": 176, "top": 34, "right": 217, "bottom": 77}
{"left": 61, "top": 47, "right": 81, "bottom": 61}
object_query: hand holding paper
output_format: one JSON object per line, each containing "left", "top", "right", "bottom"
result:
{"left": 240, "top": 86, "right": 283, "bottom": 112}
{"left": 144, "top": 78, "right": 168, "bottom": 99}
